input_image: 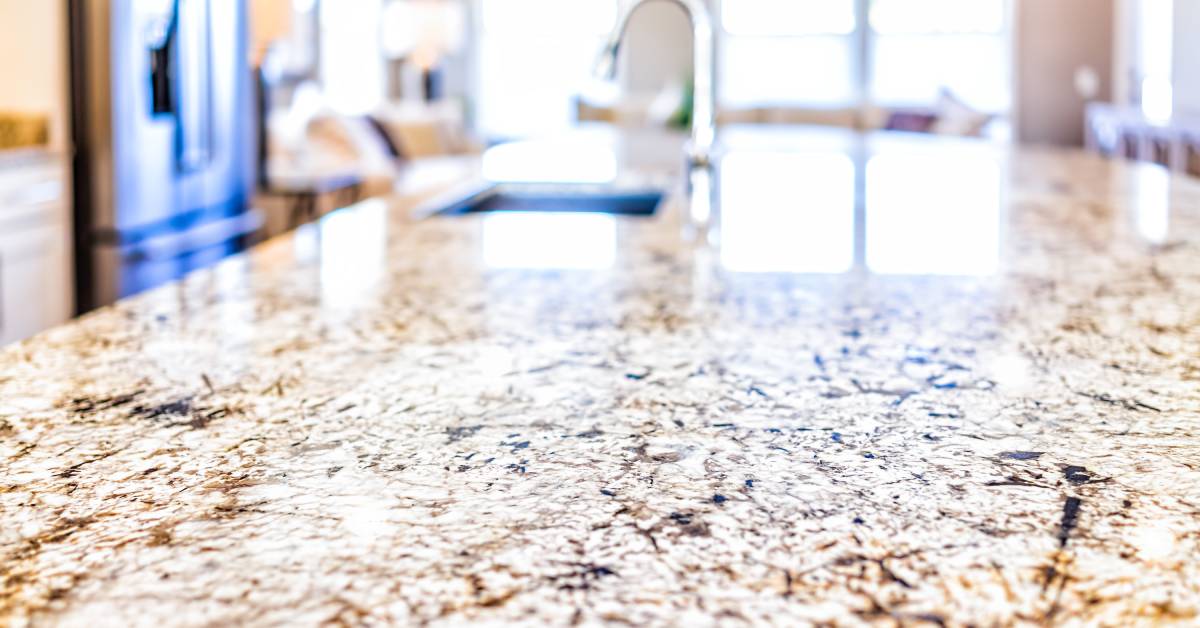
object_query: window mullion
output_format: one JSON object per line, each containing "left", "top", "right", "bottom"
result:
{"left": 855, "top": 0, "right": 872, "bottom": 120}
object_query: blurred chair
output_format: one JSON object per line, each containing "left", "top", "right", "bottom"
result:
{"left": 1188, "top": 135, "right": 1200, "bottom": 177}
{"left": 1086, "top": 103, "right": 1200, "bottom": 176}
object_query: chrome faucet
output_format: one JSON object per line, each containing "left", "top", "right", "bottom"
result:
{"left": 594, "top": 0, "right": 717, "bottom": 169}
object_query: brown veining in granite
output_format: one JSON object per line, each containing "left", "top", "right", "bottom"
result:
{"left": 2, "top": 129, "right": 1200, "bottom": 626}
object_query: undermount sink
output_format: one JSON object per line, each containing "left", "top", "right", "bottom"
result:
{"left": 427, "top": 183, "right": 665, "bottom": 217}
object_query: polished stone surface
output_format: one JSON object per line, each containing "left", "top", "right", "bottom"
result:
{"left": 2, "top": 127, "right": 1199, "bottom": 626}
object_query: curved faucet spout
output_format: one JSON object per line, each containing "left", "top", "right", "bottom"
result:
{"left": 594, "top": 0, "right": 717, "bottom": 168}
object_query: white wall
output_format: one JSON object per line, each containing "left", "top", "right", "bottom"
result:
{"left": 621, "top": 1, "right": 692, "bottom": 97}
{"left": 1113, "top": 0, "right": 1137, "bottom": 106}
{"left": 1013, "top": 0, "right": 1115, "bottom": 146}
{"left": 1173, "top": 0, "right": 1200, "bottom": 116}
{"left": 0, "top": 0, "right": 68, "bottom": 148}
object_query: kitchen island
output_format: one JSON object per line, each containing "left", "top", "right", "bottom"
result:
{"left": 2, "top": 126, "right": 1199, "bottom": 626}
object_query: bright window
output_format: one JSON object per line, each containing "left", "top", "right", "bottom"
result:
{"left": 719, "top": 0, "right": 857, "bottom": 107}
{"left": 320, "top": 0, "right": 386, "bottom": 114}
{"left": 870, "top": 34, "right": 1009, "bottom": 110}
{"left": 476, "top": 0, "right": 617, "bottom": 139}
{"left": 722, "top": 0, "right": 855, "bottom": 36}
{"left": 869, "top": 0, "right": 1005, "bottom": 34}
{"left": 868, "top": 0, "right": 1009, "bottom": 111}
{"left": 722, "top": 0, "right": 1011, "bottom": 112}
{"left": 1135, "top": 0, "right": 1174, "bottom": 121}
{"left": 474, "top": 0, "right": 1013, "bottom": 139}
{"left": 721, "top": 37, "right": 857, "bottom": 107}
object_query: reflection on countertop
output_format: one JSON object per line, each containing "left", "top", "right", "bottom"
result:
{"left": 2, "top": 125, "right": 1199, "bottom": 626}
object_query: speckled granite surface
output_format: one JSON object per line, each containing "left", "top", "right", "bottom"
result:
{"left": 2, "top": 128, "right": 1199, "bottom": 626}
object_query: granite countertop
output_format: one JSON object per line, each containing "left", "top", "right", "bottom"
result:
{"left": 2, "top": 126, "right": 1199, "bottom": 626}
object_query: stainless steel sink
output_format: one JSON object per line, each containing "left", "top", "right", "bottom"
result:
{"left": 425, "top": 183, "right": 665, "bottom": 217}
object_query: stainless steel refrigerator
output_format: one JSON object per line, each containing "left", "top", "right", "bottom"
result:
{"left": 69, "top": 0, "right": 260, "bottom": 312}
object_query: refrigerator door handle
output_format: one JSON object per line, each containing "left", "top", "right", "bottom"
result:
{"left": 176, "top": 0, "right": 216, "bottom": 173}
{"left": 148, "top": 0, "right": 178, "bottom": 116}
{"left": 149, "top": 0, "right": 215, "bottom": 173}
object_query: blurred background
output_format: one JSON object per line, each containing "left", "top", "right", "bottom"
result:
{"left": 4, "top": 1, "right": 1193, "bottom": 156}
{"left": 0, "top": 0, "right": 1196, "bottom": 344}
{"left": 245, "top": 0, "right": 1192, "bottom": 147}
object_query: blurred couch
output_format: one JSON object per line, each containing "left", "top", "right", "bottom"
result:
{"left": 259, "top": 98, "right": 480, "bottom": 236}
{"left": 267, "top": 99, "right": 479, "bottom": 191}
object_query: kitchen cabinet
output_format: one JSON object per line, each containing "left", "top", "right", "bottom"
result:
{"left": 0, "top": 153, "right": 71, "bottom": 345}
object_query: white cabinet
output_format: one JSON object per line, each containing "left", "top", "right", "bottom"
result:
{"left": 0, "top": 226, "right": 70, "bottom": 345}
{"left": 0, "top": 155, "right": 71, "bottom": 346}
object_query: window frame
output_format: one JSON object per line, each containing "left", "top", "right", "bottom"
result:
{"left": 716, "top": 0, "right": 1014, "bottom": 114}
{"left": 468, "top": 0, "right": 1015, "bottom": 140}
